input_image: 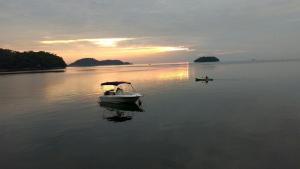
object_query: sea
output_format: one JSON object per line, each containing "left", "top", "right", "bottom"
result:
{"left": 0, "top": 61, "right": 300, "bottom": 169}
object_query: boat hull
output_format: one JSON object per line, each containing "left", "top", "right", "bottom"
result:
{"left": 99, "top": 102, "right": 143, "bottom": 112}
{"left": 100, "top": 94, "right": 142, "bottom": 103}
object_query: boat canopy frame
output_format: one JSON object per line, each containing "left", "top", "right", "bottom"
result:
{"left": 101, "top": 81, "right": 131, "bottom": 86}
{"left": 101, "top": 81, "right": 136, "bottom": 92}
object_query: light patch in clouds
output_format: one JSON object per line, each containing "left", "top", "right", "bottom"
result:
{"left": 39, "top": 38, "right": 191, "bottom": 52}
{"left": 39, "top": 37, "right": 192, "bottom": 61}
{"left": 45, "top": 44, "right": 192, "bottom": 64}
{"left": 40, "top": 38, "right": 135, "bottom": 47}
{"left": 123, "top": 46, "right": 191, "bottom": 53}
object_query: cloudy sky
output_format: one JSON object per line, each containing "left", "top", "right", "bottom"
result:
{"left": 0, "top": 0, "right": 300, "bottom": 63}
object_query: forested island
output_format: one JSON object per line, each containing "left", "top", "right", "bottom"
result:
{"left": 194, "top": 56, "right": 220, "bottom": 62}
{"left": 69, "top": 58, "right": 131, "bottom": 67}
{"left": 0, "top": 48, "right": 66, "bottom": 72}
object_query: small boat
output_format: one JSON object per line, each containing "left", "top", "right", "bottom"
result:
{"left": 195, "top": 78, "right": 214, "bottom": 82}
{"left": 100, "top": 81, "right": 142, "bottom": 103}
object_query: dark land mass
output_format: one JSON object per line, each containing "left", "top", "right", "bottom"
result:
{"left": 194, "top": 56, "right": 220, "bottom": 62}
{"left": 69, "top": 58, "right": 131, "bottom": 67}
{"left": 0, "top": 48, "right": 66, "bottom": 72}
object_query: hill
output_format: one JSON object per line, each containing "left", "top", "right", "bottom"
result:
{"left": 194, "top": 56, "right": 220, "bottom": 62}
{"left": 0, "top": 48, "right": 67, "bottom": 72}
{"left": 69, "top": 58, "right": 131, "bottom": 67}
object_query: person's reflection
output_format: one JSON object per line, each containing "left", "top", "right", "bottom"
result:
{"left": 99, "top": 102, "right": 144, "bottom": 123}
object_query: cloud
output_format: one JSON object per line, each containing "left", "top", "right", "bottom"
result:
{"left": 40, "top": 38, "right": 135, "bottom": 47}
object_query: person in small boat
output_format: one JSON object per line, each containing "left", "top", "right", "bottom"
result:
{"left": 116, "top": 87, "right": 124, "bottom": 95}
{"left": 205, "top": 75, "right": 209, "bottom": 81}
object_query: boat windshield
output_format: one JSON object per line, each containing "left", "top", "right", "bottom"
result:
{"left": 102, "top": 84, "right": 134, "bottom": 95}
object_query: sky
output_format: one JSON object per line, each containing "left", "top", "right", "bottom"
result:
{"left": 0, "top": 0, "right": 300, "bottom": 63}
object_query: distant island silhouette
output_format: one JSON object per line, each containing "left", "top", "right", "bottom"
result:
{"left": 0, "top": 48, "right": 66, "bottom": 72}
{"left": 69, "top": 58, "right": 131, "bottom": 67}
{"left": 194, "top": 56, "right": 220, "bottom": 62}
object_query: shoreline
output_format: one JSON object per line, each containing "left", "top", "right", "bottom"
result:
{"left": 0, "top": 69, "right": 65, "bottom": 75}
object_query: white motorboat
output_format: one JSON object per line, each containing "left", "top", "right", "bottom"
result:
{"left": 100, "top": 81, "right": 142, "bottom": 103}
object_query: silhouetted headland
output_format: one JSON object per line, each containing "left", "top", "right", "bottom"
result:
{"left": 194, "top": 56, "right": 220, "bottom": 62}
{"left": 69, "top": 58, "right": 131, "bottom": 67}
{"left": 0, "top": 48, "right": 66, "bottom": 72}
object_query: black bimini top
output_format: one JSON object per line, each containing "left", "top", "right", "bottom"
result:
{"left": 101, "top": 81, "right": 131, "bottom": 86}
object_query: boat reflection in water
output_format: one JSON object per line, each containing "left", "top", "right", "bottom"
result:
{"left": 99, "top": 102, "right": 144, "bottom": 122}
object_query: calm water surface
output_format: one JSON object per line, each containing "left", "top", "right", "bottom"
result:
{"left": 1, "top": 61, "right": 300, "bottom": 169}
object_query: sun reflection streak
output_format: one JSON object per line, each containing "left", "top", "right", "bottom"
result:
{"left": 43, "top": 63, "right": 190, "bottom": 102}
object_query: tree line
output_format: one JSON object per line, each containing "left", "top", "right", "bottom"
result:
{"left": 0, "top": 48, "right": 66, "bottom": 71}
